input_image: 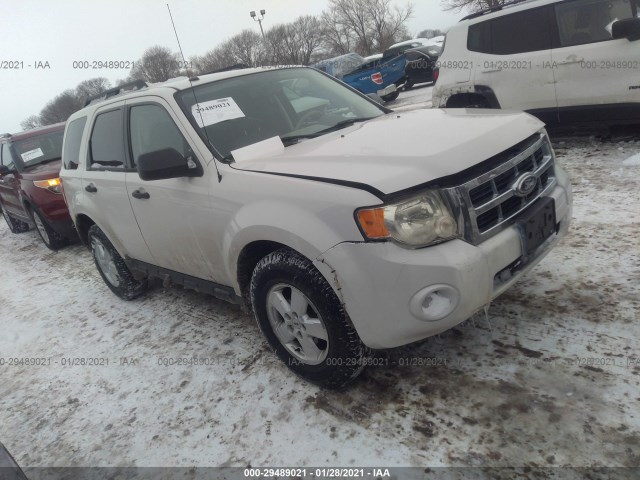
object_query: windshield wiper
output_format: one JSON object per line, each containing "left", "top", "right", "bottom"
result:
{"left": 280, "top": 117, "right": 376, "bottom": 146}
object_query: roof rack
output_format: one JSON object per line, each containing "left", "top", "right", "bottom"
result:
{"left": 203, "top": 63, "right": 250, "bottom": 75}
{"left": 83, "top": 79, "right": 148, "bottom": 107}
{"left": 460, "top": 0, "right": 532, "bottom": 21}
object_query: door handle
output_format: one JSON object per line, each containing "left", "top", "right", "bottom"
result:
{"left": 85, "top": 183, "right": 97, "bottom": 193}
{"left": 131, "top": 188, "right": 150, "bottom": 200}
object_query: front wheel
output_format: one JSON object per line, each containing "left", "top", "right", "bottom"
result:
{"left": 31, "top": 208, "right": 66, "bottom": 250}
{"left": 88, "top": 225, "right": 147, "bottom": 300}
{"left": 250, "top": 249, "right": 369, "bottom": 388}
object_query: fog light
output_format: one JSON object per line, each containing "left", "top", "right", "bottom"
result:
{"left": 409, "top": 284, "right": 459, "bottom": 322}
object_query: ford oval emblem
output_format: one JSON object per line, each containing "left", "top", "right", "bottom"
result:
{"left": 513, "top": 173, "right": 538, "bottom": 197}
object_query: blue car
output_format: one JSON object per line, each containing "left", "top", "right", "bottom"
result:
{"left": 311, "top": 53, "right": 406, "bottom": 102}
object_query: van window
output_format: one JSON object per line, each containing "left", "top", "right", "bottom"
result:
{"left": 468, "top": 7, "right": 555, "bottom": 54}
{"left": 555, "top": 0, "right": 635, "bottom": 47}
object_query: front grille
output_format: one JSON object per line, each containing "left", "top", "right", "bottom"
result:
{"left": 448, "top": 133, "right": 557, "bottom": 245}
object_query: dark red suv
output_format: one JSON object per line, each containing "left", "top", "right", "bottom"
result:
{"left": 0, "top": 123, "right": 76, "bottom": 249}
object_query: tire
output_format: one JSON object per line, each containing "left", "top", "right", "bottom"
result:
{"left": 1, "top": 207, "right": 29, "bottom": 234}
{"left": 87, "top": 224, "right": 147, "bottom": 300}
{"left": 30, "top": 207, "right": 67, "bottom": 250}
{"left": 250, "top": 248, "right": 369, "bottom": 388}
{"left": 381, "top": 91, "right": 400, "bottom": 102}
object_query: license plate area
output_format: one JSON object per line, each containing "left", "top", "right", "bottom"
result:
{"left": 517, "top": 197, "right": 556, "bottom": 255}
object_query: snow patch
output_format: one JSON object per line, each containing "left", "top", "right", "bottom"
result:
{"left": 622, "top": 152, "right": 640, "bottom": 166}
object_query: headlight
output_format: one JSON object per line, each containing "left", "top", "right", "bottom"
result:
{"left": 356, "top": 190, "right": 458, "bottom": 247}
{"left": 33, "top": 178, "right": 62, "bottom": 194}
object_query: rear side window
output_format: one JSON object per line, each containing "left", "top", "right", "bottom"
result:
{"left": 89, "top": 109, "right": 125, "bottom": 169}
{"left": 468, "top": 7, "right": 555, "bottom": 54}
{"left": 63, "top": 117, "right": 87, "bottom": 170}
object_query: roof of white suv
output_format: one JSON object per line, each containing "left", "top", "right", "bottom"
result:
{"left": 156, "top": 67, "right": 286, "bottom": 91}
{"left": 76, "top": 66, "right": 302, "bottom": 114}
{"left": 460, "top": 0, "right": 559, "bottom": 23}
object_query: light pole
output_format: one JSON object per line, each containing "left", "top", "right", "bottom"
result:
{"left": 250, "top": 9, "right": 266, "bottom": 38}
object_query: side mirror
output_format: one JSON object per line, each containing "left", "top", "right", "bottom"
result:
{"left": 0, "top": 165, "right": 10, "bottom": 176}
{"left": 137, "top": 148, "right": 197, "bottom": 181}
{"left": 612, "top": 17, "right": 640, "bottom": 41}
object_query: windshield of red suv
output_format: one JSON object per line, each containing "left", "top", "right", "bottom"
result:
{"left": 176, "top": 67, "right": 385, "bottom": 161}
{"left": 12, "top": 130, "right": 64, "bottom": 168}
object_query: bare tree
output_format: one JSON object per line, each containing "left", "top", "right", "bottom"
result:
{"left": 20, "top": 115, "right": 41, "bottom": 131}
{"left": 73, "top": 77, "right": 112, "bottom": 108}
{"left": 192, "top": 41, "right": 239, "bottom": 74}
{"left": 323, "top": 0, "right": 414, "bottom": 56}
{"left": 75, "top": 77, "right": 111, "bottom": 101}
{"left": 265, "top": 16, "right": 324, "bottom": 65}
{"left": 368, "top": 0, "right": 414, "bottom": 52}
{"left": 320, "top": 8, "right": 354, "bottom": 56}
{"left": 128, "top": 45, "right": 181, "bottom": 83}
{"left": 21, "top": 77, "right": 111, "bottom": 128}
{"left": 296, "top": 16, "right": 325, "bottom": 65}
{"left": 38, "top": 90, "right": 84, "bottom": 126}
{"left": 229, "top": 29, "right": 267, "bottom": 67}
{"left": 441, "top": 0, "right": 505, "bottom": 12}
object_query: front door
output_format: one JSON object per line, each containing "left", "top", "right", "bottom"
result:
{"left": 552, "top": 0, "right": 639, "bottom": 121}
{"left": 124, "top": 99, "right": 222, "bottom": 282}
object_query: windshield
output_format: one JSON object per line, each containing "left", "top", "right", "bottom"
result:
{"left": 176, "top": 67, "right": 385, "bottom": 161}
{"left": 12, "top": 130, "right": 64, "bottom": 168}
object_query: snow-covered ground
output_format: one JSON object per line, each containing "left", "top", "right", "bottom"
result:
{"left": 1, "top": 87, "right": 639, "bottom": 470}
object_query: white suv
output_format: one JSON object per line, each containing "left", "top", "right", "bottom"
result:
{"left": 61, "top": 67, "right": 572, "bottom": 387}
{"left": 433, "top": 0, "right": 640, "bottom": 125}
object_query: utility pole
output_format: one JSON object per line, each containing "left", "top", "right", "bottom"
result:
{"left": 250, "top": 9, "right": 266, "bottom": 38}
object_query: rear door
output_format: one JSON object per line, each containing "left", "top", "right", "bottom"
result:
{"left": 551, "top": 0, "right": 639, "bottom": 121}
{"left": 124, "top": 98, "right": 222, "bottom": 282}
{"left": 0, "top": 143, "right": 24, "bottom": 216}
{"left": 81, "top": 104, "right": 153, "bottom": 263}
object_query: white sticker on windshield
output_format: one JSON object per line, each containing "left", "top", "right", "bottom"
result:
{"left": 191, "top": 98, "right": 245, "bottom": 128}
{"left": 20, "top": 148, "right": 44, "bottom": 162}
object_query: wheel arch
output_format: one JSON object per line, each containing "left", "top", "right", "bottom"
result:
{"left": 74, "top": 213, "right": 96, "bottom": 246}
{"left": 446, "top": 86, "right": 501, "bottom": 109}
{"left": 236, "top": 240, "right": 291, "bottom": 306}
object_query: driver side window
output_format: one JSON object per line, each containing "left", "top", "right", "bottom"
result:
{"left": 129, "top": 104, "right": 192, "bottom": 167}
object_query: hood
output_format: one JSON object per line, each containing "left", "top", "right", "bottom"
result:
{"left": 232, "top": 109, "right": 544, "bottom": 195}
{"left": 20, "top": 159, "right": 62, "bottom": 181}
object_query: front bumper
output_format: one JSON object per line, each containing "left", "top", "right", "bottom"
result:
{"left": 377, "top": 84, "right": 397, "bottom": 98}
{"left": 315, "top": 178, "right": 572, "bottom": 349}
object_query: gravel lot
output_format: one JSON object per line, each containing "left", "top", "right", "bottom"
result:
{"left": 1, "top": 87, "right": 639, "bottom": 470}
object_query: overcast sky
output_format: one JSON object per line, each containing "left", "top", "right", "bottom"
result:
{"left": 0, "top": 0, "right": 460, "bottom": 132}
